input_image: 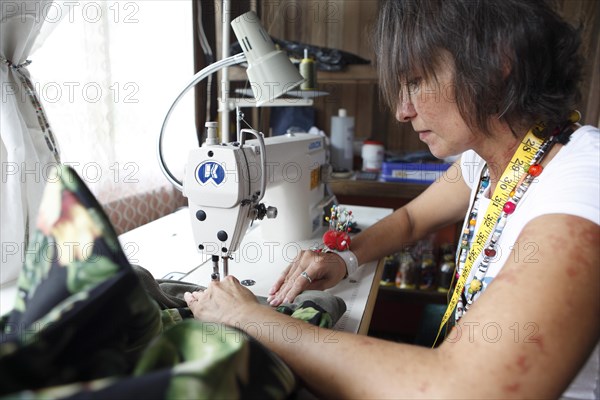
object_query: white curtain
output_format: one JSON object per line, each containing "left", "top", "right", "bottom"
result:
{"left": 28, "top": 0, "right": 195, "bottom": 206}
{"left": 1, "top": 0, "right": 195, "bottom": 284}
{"left": 1, "top": 0, "right": 62, "bottom": 285}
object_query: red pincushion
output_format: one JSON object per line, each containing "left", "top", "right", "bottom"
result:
{"left": 323, "top": 230, "right": 339, "bottom": 249}
{"left": 336, "top": 232, "right": 351, "bottom": 250}
{"left": 322, "top": 230, "right": 352, "bottom": 251}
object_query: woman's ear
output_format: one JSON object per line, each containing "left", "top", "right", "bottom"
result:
{"left": 499, "top": 46, "right": 514, "bottom": 79}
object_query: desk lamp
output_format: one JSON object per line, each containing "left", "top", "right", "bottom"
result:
{"left": 158, "top": 11, "right": 304, "bottom": 190}
{"left": 157, "top": 11, "right": 314, "bottom": 279}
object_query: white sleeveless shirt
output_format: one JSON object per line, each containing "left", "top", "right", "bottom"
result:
{"left": 459, "top": 125, "right": 599, "bottom": 399}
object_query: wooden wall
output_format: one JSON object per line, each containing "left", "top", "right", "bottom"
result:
{"left": 558, "top": 0, "right": 600, "bottom": 127}
{"left": 258, "top": 0, "right": 427, "bottom": 156}
{"left": 207, "top": 0, "right": 599, "bottom": 153}
{"left": 260, "top": 0, "right": 376, "bottom": 58}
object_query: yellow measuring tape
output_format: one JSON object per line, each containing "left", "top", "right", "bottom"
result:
{"left": 434, "top": 123, "right": 547, "bottom": 344}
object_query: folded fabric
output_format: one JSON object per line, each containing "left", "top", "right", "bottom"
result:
{"left": 134, "top": 264, "right": 346, "bottom": 329}
{"left": 274, "top": 291, "right": 347, "bottom": 328}
{"left": 132, "top": 264, "right": 205, "bottom": 309}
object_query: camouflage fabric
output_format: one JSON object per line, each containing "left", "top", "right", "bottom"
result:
{"left": 0, "top": 165, "right": 339, "bottom": 399}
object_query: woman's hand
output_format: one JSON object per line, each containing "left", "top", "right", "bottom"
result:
{"left": 266, "top": 249, "right": 347, "bottom": 306}
{"left": 184, "top": 275, "right": 260, "bottom": 325}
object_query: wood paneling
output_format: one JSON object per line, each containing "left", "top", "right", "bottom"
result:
{"left": 259, "top": 0, "right": 385, "bottom": 147}
{"left": 261, "top": 0, "right": 378, "bottom": 60}
{"left": 212, "top": 0, "right": 599, "bottom": 151}
{"left": 558, "top": 0, "right": 600, "bottom": 126}
{"left": 257, "top": 0, "right": 445, "bottom": 154}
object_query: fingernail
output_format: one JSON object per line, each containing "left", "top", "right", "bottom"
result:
{"left": 267, "top": 295, "right": 273, "bottom": 302}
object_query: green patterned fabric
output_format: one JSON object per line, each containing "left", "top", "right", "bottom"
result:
{"left": 276, "top": 290, "right": 347, "bottom": 328}
{"left": 0, "top": 165, "right": 342, "bottom": 399}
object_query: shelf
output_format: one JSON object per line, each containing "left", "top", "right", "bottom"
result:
{"left": 228, "top": 64, "right": 378, "bottom": 84}
{"left": 317, "top": 65, "right": 378, "bottom": 83}
{"left": 378, "top": 286, "right": 449, "bottom": 305}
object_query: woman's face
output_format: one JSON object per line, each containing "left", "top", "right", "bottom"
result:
{"left": 395, "top": 59, "right": 481, "bottom": 159}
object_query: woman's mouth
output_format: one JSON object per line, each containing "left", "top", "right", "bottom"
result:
{"left": 418, "top": 130, "right": 431, "bottom": 141}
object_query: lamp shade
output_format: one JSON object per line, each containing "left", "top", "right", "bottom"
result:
{"left": 231, "top": 11, "right": 305, "bottom": 106}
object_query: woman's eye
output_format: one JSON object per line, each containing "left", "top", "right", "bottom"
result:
{"left": 407, "top": 78, "right": 422, "bottom": 94}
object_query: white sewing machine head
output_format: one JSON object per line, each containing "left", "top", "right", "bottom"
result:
{"left": 160, "top": 11, "right": 332, "bottom": 276}
{"left": 183, "top": 126, "right": 329, "bottom": 260}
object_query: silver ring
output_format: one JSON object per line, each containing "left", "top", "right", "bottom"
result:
{"left": 300, "top": 271, "right": 313, "bottom": 283}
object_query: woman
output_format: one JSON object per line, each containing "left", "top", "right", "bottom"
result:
{"left": 185, "top": 0, "right": 599, "bottom": 398}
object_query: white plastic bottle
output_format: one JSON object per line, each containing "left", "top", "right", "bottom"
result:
{"left": 330, "top": 108, "right": 355, "bottom": 172}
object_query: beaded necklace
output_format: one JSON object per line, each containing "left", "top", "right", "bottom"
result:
{"left": 453, "top": 112, "right": 580, "bottom": 322}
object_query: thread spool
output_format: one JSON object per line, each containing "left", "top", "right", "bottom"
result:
{"left": 299, "top": 48, "right": 316, "bottom": 90}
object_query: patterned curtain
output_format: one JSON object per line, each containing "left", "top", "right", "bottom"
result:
{"left": 0, "top": 0, "right": 61, "bottom": 285}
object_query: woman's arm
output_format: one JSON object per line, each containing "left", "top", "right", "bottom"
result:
{"left": 187, "top": 213, "right": 599, "bottom": 398}
{"left": 268, "top": 160, "right": 472, "bottom": 305}
{"left": 352, "top": 162, "right": 471, "bottom": 266}
{"left": 436, "top": 214, "right": 599, "bottom": 398}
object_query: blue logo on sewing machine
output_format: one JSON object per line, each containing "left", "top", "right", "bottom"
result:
{"left": 196, "top": 161, "right": 226, "bottom": 185}
{"left": 308, "top": 140, "right": 322, "bottom": 150}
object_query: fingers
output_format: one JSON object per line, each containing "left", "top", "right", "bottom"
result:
{"left": 269, "top": 250, "right": 350, "bottom": 306}
{"left": 184, "top": 275, "right": 261, "bottom": 326}
{"left": 268, "top": 264, "right": 291, "bottom": 296}
{"left": 184, "top": 290, "right": 203, "bottom": 312}
{"left": 191, "top": 290, "right": 203, "bottom": 300}
{"left": 284, "top": 267, "right": 318, "bottom": 303}
{"left": 267, "top": 251, "right": 310, "bottom": 305}
{"left": 269, "top": 262, "right": 320, "bottom": 307}
{"left": 183, "top": 291, "right": 195, "bottom": 304}
{"left": 221, "top": 274, "right": 239, "bottom": 286}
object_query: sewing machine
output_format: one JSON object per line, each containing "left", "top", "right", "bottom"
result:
{"left": 158, "top": 10, "right": 333, "bottom": 278}
{"left": 182, "top": 124, "right": 331, "bottom": 277}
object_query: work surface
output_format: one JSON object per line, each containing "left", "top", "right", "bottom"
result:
{"left": 0, "top": 205, "right": 392, "bottom": 334}
{"left": 118, "top": 205, "right": 392, "bottom": 334}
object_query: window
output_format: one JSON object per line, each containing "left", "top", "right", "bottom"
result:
{"left": 29, "top": 0, "right": 196, "bottom": 205}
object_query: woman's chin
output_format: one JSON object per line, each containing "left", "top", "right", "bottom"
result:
{"left": 426, "top": 146, "right": 450, "bottom": 160}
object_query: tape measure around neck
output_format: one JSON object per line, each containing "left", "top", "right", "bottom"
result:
{"left": 434, "top": 124, "right": 546, "bottom": 345}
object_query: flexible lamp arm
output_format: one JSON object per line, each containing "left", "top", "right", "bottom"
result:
{"left": 157, "top": 52, "right": 247, "bottom": 191}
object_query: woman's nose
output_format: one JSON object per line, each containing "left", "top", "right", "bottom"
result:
{"left": 396, "top": 97, "right": 417, "bottom": 122}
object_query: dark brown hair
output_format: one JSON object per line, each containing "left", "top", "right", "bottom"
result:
{"left": 374, "top": 0, "right": 583, "bottom": 135}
